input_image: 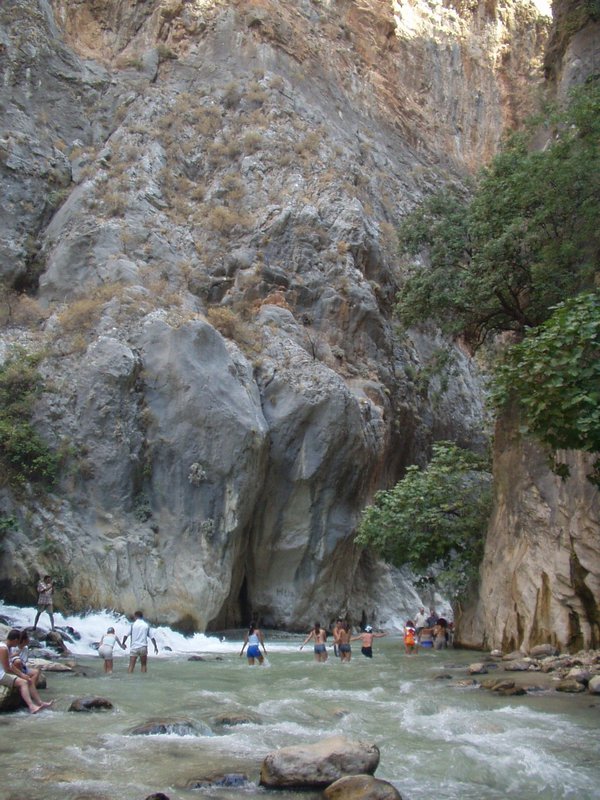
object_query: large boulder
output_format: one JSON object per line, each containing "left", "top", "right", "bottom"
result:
{"left": 324, "top": 774, "right": 403, "bottom": 799}
{"left": 0, "top": 684, "right": 25, "bottom": 713}
{"left": 588, "top": 675, "right": 600, "bottom": 694}
{"left": 259, "top": 736, "right": 380, "bottom": 789}
{"left": 529, "top": 644, "right": 559, "bottom": 658}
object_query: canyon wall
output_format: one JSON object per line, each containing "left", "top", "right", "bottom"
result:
{"left": 0, "top": 0, "right": 550, "bottom": 631}
{"left": 456, "top": 0, "right": 600, "bottom": 652}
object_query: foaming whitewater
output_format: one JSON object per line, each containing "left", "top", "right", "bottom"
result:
{"left": 1, "top": 603, "right": 599, "bottom": 800}
{"left": 0, "top": 601, "right": 297, "bottom": 656}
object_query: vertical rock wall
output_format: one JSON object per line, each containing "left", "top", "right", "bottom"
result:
{"left": 458, "top": 414, "right": 600, "bottom": 651}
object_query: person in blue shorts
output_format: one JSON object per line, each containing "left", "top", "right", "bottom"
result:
{"left": 240, "top": 621, "right": 267, "bottom": 665}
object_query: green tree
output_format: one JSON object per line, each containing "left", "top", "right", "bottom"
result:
{"left": 0, "top": 349, "right": 57, "bottom": 488}
{"left": 492, "top": 291, "right": 600, "bottom": 483}
{"left": 355, "top": 443, "right": 492, "bottom": 597}
{"left": 396, "top": 80, "right": 600, "bottom": 348}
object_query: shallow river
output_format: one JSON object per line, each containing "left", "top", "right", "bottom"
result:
{"left": 1, "top": 607, "right": 599, "bottom": 800}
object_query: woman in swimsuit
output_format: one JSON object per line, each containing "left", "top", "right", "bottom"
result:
{"left": 98, "top": 626, "right": 126, "bottom": 674}
{"left": 300, "top": 622, "right": 328, "bottom": 663}
{"left": 239, "top": 622, "right": 267, "bottom": 665}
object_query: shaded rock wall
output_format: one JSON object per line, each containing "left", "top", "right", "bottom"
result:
{"left": 456, "top": 0, "right": 600, "bottom": 653}
{"left": 0, "top": 0, "right": 549, "bottom": 629}
{"left": 458, "top": 414, "right": 600, "bottom": 651}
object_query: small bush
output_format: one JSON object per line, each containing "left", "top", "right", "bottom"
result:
{"left": 0, "top": 349, "right": 57, "bottom": 488}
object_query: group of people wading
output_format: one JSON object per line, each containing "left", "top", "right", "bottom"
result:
{"left": 239, "top": 609, "right": 453, "bottom": 666}
{"left": 240, "top": 619, "right": 389, "bottom": 665}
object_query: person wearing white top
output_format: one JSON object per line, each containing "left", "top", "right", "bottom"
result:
{"left": 97, "top": 626, "right": 126, "bottom": 674}
{"left": 122, "top": 611, "right": 158, "bottom": 673}
{"left": 1, "top": 629, "right": 53, "bottom": 713}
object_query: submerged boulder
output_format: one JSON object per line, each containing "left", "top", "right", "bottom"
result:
{"left": 260, "top": 735, "right": 380, "bottom": 788}
{"left": 69, "top": 696, "right": 114, "bottom": 712}
{"left": 129, "top": 718, "right": 212, "bottom": 736}
{"left": 324, "top": 774, "right": 403, "bottom": 799}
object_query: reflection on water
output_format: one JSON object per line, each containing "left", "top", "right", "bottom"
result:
{"left": 1, "top": 607, "right": 599, "bottom": 800}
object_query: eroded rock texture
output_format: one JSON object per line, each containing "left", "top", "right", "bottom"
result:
{"left": 0, "top": 1, "right": 554, "bottom": 630}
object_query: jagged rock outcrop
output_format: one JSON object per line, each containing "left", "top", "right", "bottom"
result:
{"left": 457, "top": 415, "right": 600, "bottom": 652}
{"left": 0, "top": 0, "right": 550, "bottom": 629}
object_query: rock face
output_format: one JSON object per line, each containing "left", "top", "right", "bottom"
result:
{"left": 259, "top": 735, "right": 380, "bottom": 789}
{"left": 458, "top": 416, "right": 600, "bottom": 652}
{"left": 0, "top": 0, "right": 551, "bottom": 629}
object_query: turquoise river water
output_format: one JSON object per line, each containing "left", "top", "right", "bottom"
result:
{"left": 0, "top": 605, "right": 599, "bottom": 800}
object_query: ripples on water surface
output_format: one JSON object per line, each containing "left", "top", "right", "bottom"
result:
{"left": 1, "top": 605, "right": 599, "bottom": 800}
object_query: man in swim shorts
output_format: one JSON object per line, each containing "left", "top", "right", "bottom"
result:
{"left": 122, "top": 610, "right": 158, "bottom": 673}
{"left": 351, "top": 625, "right": 388, "bottom": 658}
{"left": 336, "top": 621, "right": 352, "bottom": 663}
{"left": 300, "top": 622, "right": 328, "bottom": 663}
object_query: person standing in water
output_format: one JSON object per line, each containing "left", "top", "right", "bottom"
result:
{"left": 33, "top": 575, "right": 55, "bottom": 630}
{"left": 98, "top": 626, "right": 126, "bottom": 673}
{"left": 403, "top": 620, "right": 418, "bottom": 655}
{"left": 351, "top": 625, "right": 387, "bottom": 658}
{"left": 122, "top": 611, "right": 158, "bottom": 673}
{"left": 239, "top": 621, "right": 267, "bottom": 665}
{"left": 300, "top": 622, "right": 328, "bottom": 662}
{"left": 336, "top": 621, "right": 353, "bottom": 663}
{"left": 332, "top": 618, "right": 344, "bottom": 657}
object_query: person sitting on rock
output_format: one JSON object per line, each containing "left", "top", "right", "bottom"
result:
{"left": 9, "top": 629, "right": 43, "bottom": 691}
{"left": 1, "top": 629, "right": 53, "bottom": 713}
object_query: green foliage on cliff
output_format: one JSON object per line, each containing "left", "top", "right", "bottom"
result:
{"left": 0, "top": 349, "right": 57, "bottom": 488}
{"left": 493, "top": 291, "right": 600, "bottom": 484}
{"left": 395, "top": 80, "right": 600, "bottom": 349}
{"left": 355, "top": 443, "right": 492, "bottom": 597}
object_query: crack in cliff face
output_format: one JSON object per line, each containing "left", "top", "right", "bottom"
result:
{"left": 569, "top": 541, "right": 599, "bottom": 650}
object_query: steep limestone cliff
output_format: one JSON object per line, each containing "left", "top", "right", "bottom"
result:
{"left": 458, "top": 414, "right": 600, "bottom": 651}
{"left": 0, "top": 0, "right": 549, "bottom": 630}
{"left": 456, "top": 0, "right": 600, "bottom": 653}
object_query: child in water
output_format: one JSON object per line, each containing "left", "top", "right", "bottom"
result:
{"left": 97, "top": 627, "right": 126, "bottom": 673}
{"left": 403, "top": 620, "right": 418, "bottom": 655}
